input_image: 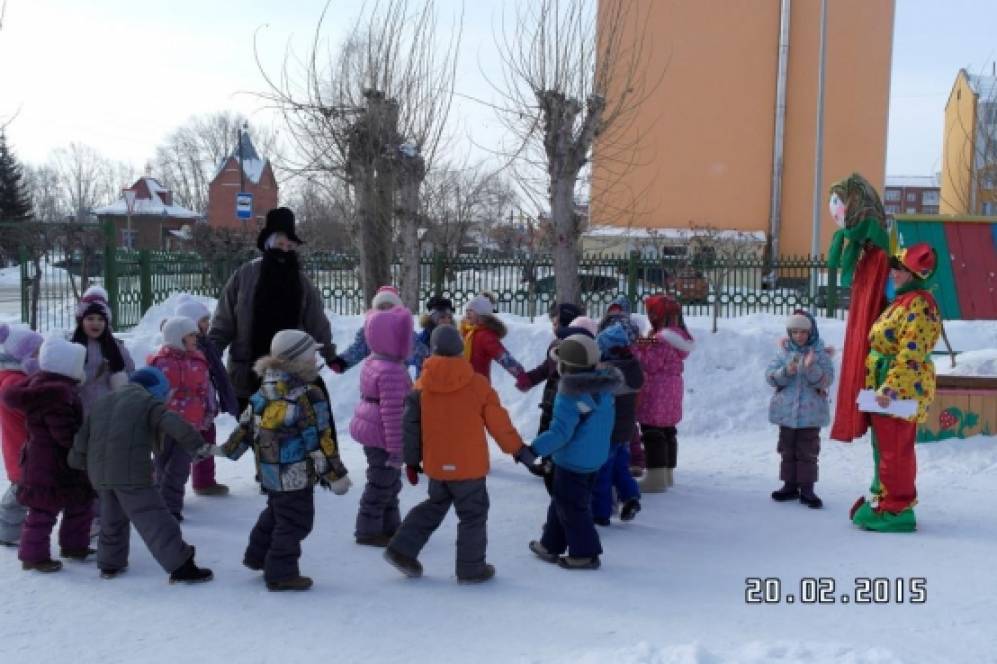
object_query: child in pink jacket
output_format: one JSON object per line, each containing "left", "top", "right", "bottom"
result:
{"left": 632, "top": 294, "right": 694, "bottom": 493}
{"left": 148, "top": 317, "right": 211, "bottom": 520}
{"left": 349, "top": 305, "right": 413, "bottom": 547}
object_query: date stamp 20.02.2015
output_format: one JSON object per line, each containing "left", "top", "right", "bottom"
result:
{"left": 744, "top": 577, "right": 926, "bottom": 604}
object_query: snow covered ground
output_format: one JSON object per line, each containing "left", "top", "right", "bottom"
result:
{"left": 2, "top": 299, "right": 996, "bottom": 664}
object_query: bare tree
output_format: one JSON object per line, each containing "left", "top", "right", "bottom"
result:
{"left": 154, "top": 111, "right": 279, "bottom": 213}
{"left": 50, "top": 143, "right": 130, "bottom": 221}
{"left": 422, "top": 166, "right": 517, "bottom": 257}
{"left": 255, "top": 0, "right": 461, "bottom": 308}
{"left": 286, "top": 176, "right": 354, "bottom": 251}
{"left": 685, "top": 223, "right": 758, "bottom": 333}
{"left": 942, "top": 69, "right": 997, "bottom": 214}
{"left": 492, "top": 0, "right": 657, "bottom": 304}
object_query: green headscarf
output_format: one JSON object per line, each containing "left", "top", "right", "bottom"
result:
{"left": 826, "top": 173, "right": 891, "bottom": 287}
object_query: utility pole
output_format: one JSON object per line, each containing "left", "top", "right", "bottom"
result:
{"left": 810, "top": 0, "right": 828, "bottom": 299}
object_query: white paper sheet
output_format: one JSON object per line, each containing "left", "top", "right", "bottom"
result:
{"left": 856, "top": 389, "right": 918, "bottom": 418}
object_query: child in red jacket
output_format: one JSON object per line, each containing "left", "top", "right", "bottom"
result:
{"left": 148, "top": 316, "right": 211, "bottom": 521}
{"left": 459, "top": 294, "right": 525, "bottom": 384}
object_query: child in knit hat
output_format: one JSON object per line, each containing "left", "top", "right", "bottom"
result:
{"left": 459, "top": 293, "right": 526, "bottom": 384}
{"left": 0, "top": 324, "right": 45, "bottom": 545}
{"left": 214, "top": 329, "right": 351, "bottom": 592}
{"left": 413, "top": 295, "right": 455, "bottom": 377}
{"left": 527, "top": 334, "right": 622, "bottom": 570}
{"left": 384, "top": 325, "right": 534, "bottom": 583}
{"left": 175, "top": 298, "right": 239, "bottom": 497}
{"left": 765, "top": 310, "right": 834, "bottom": 509}
{"left": 71, "top": 286, "right": 135, "bottom": 416}
{"left": 69, "top": 367, "right": 214, "bottom": 583}
{"left": 148, "top": 316, "right": 212, "bottom": 521}
{"left": 328, "top": 285, "right": 429, "bottom": 374}
{"left": 1, "top": 338, "right": 93, "bottom": 572}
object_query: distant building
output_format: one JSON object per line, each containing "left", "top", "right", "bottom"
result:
{"left": 940, "top": 69, "right": 997, "bottom": 215}
{"left": 884, "top": 176, "right": 940, "bottom": 215}
{"left": 94, "top": 176, "right": 199, "bottom": 250}
{"left": 206, "top": 129, "right": 279, "bottom": 230}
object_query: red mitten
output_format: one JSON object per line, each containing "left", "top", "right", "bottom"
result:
{"left": 405, "top": 464, "right": 421, "bottom": 486}
{"left": 515, "top": 373, "right": 532, "bottom": 392}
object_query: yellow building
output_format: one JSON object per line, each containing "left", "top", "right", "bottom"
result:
{"left": 591, "top": 0, "right": 895, "bottom": 257}
{"left": 940, "top": 69, "right": 997, "bottom": 215}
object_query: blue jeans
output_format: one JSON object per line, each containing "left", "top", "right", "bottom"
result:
{"left": 592, "top": 443, "right": 640, "bottom": 520}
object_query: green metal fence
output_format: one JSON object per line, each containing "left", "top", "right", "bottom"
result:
{"left": 11, "top": 242, "right": 844, "bottom": 332}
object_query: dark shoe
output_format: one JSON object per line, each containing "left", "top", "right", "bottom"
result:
{"left": 771, "top": 483, "right": 800, "bottom": 502}
{"left": 355, "top": 533, "right": 392, "bottom": 548}
{"left": 620, "top": 497, "right": 642, "bottom": 521}
{"left": 193, "top": 483, "right": 230, "bottom": 497}
{"left": 457, "top": 564, "right": 495, "bottom": 585}
{"left": 60, "top": 547, "right": 96, "bottom": 561}
{"left": 169, "top": 555, "right": 213, "bottom": 584}
{"left": 22, "top": 559, "right": 63, "bottom": 573}
{"left": 593, "top": 516, "right": 611, "bottom": 527}
{"left": 798, "top": 483, "right": 823, "bottom": 509}
{"left": 528, "top": 540, "right": 559, "bottom": 564}
{"left": 100, "top": 566, "right": 127, "bottom": 579}
{"left": 383, "top": 547, "right": 423, "bottom": 578}
{"left": 267, "top": 575, "right": 313, "bottom": 592}
{"left": 557, "top": 555, "right": 601, "bottom": 570}
{"left": 172, "top": 513, "right": 184, "bottom": 523}
{"left": 242, "top": 558, "right": 264, "bottom": 572}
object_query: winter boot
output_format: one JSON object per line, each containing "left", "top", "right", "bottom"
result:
{"left": 457, "top": 564, "right": 496, "bottom": 585}
{"left": 557, "top": 555, "right": 601, "bottom": 570}
{"left": 664, "top": 468, "right": 675, "bottom": 488}
{"left": 639, "top": 468, "right": 668, "bottom": 493}
{"left": 242, "top": 557, "right": 264, "bottom": 572}
{"left": 771, "top": 482, "right": 800, "bottom": 502}
{"left": 169, "top": 554, "right": 213, "bottom": 584}
{"left": 60, "top": 547, "right": 96, "bottom": 561}
{"left": 383, "top": 547, "right": 423, "bottom": 578}
{"left": 100, "top": 566, "right": 127, "bottom": 579}
{"left": 593, "top": 516, "right": 611, "bottom": 527}
{"left": 355, "top": 533, "right": 393, "bottom": 548}
{"left": 22, "top": 559, "right": 62, "bottom": 573}
{"left": 529, "top": 540, "right": 559, "bottom": 564}
{"left": 629, "top": 466, "right": 644, "bottom": 479}
{"left": 663, "top": 427, "right": 678, "bottom": 488}
{"left": 267, "top": 575, "right": 313, "bottom": 592}
{"left": 620, "top": 497, "right": 641, "bottom": 521}
{"left": 799, "top": 483, "right": 823, "bottom": 509}
{"left": 193, "top": 483, "right": 230, "bottom": 497}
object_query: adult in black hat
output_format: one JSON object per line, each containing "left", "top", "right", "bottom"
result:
{"left": 209, "top": 207, "right": 335, "bottom": 410}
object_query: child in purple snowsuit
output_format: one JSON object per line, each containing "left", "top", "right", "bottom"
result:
{"left": 349, "top": 305, "right": 414, "bottom": 547}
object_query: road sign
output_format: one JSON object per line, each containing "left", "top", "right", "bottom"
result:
{"left": 236, "top": 192, "right": 253, "bottom": 220}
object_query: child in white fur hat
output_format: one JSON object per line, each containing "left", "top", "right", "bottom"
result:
{"left": 459, "top": 293, "right": 526, "bottom": 384}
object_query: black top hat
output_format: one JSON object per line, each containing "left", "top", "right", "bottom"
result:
{"left": 257, "top": 207, "right": 304, "bottom": 252}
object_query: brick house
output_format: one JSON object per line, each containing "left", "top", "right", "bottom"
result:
{"left": 205, "top": 130, "right": 278, "bottom": 230}
{"left": 883, "top": 175, "right": 941, "bottom": 215}
{"left": 94, "top": 176, "right": 200, "bottom": 250}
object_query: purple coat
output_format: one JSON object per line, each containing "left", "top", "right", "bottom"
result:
{"left": 1, "top": 371, "right": 92, "bottom": 509}
{"left": 633, "top": 327, "right": 694, "bottom": 428}
{"left": 349, "top": 306, "right": 413, "bottom": 464}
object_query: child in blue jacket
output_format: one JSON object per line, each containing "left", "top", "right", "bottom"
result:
{"left": 526, "top": 334, "right": 622, "bottom": 570}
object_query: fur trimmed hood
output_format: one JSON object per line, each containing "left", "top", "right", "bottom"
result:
{"left": 253, "top": 353, "right": 319, "bottom": 383}
{"left": 558, "top": 366, "right": 623, "bottom": 397}
{"left": 472, "top": 313, "right": 507, "bottom": 339}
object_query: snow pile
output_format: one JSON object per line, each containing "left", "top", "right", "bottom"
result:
{"left": 937, "top": 349, "right": 997, "bottom": 377}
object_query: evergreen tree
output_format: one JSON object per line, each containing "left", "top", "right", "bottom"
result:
{"left": 0, "top": 131, "right": 32, "bottom": 221}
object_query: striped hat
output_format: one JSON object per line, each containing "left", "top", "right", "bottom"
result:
{"left": 271, "top": 329, "right": 322, "bottom": 361}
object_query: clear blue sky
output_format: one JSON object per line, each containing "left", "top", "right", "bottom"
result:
{"left": 1, "top": 0, "right": 993, "bottom": 180}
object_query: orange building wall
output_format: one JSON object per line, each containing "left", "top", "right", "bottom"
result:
{"left": 206, "top": 158, "right": 279, "bottom": 231}
{"left": 591, "top": 0, "right": 894, "bottom": 256}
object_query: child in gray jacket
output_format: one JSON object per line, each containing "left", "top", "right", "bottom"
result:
{"left": 69, "top": 367, "right": 214, "bottom": 583}
{"left": 765, "top": 310, "right": 835, "bottom": 509}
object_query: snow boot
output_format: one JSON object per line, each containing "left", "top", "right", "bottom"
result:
{"left": 22, "top": 559, "right": 62, "bottom": 573}
{"left": 620, "top": 497, "right": 641, "bottom": 521}
{"left": 852, "top": 501, "right": 916, "bottom": 533}
{"left": 60, "top": 547, "right": 96, "bottom": 561}
{"left": 457, "top": 564, "right": 496, "bottom": 585}
{"left": 529, "top": 540, "right": 559, "bottom": 564}
{"left": 664, "top": 468, "right": 675, "bottom": 488}
{"left": 169, "top": 554, "right": 213, "bottom": 584}
{"left": 383, "top": 547, "right": 423, "bottom": 578}
{"left": 172, "top": 513, "right": 184, "bottom": 523}
{"left": 639, "top": 468, "right": 668, "bottom": 493}
{"left": 267, "top": 575, "right": 313, "bottom": 592}
{"left": 799, "top": 483, "right": 823, "bottom": 509}
{"left": 242, "top": 557, "right": 264, "bottom": 572}
{"left": 629, "top": 466, "right": 644, "bottom": 478}
{"left": 593, "top": 516, "right": 611, "bottom": 527}
{"left": 193, "top": 483, "right": 230, "bottom": 497}
{"left": 771, "top": 482, "right": 800, "bottom": 502}
{"left": 100, "top": 566, "right": 127, "bottom": 579}
{"left": 663, "top": 428, "right": 678, "bottom": 487}
{"left": 355, "top": 533, "right": 393, "bottom": 548}
{"left": 557, "top": 555, "right": 601, "bottom": 570}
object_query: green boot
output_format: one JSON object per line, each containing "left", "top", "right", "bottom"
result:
{"left": 852, "top": 501, "right": 916, "bottom": 533}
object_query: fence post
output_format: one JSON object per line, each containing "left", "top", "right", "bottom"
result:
{"left": 432, "top": 251, "right": 445, "bottom": 297}
{"left": 18, "top": 245, "right": 29, "bottom": 325}
{"left": 103, "top": 219, "right": 119, "bottom": 325}
{"left": 139, "top": 249, "right": 153, "bottom": 316}
{"left": 825, "top": 265, "right": 837, "bottom": 317}
{"left": 627, "top": 250, "right": 638, "bottom": 310}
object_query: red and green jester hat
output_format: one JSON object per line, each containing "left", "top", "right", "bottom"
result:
{"left": 825, "top": 172, "right": 896, "bottom": 443}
